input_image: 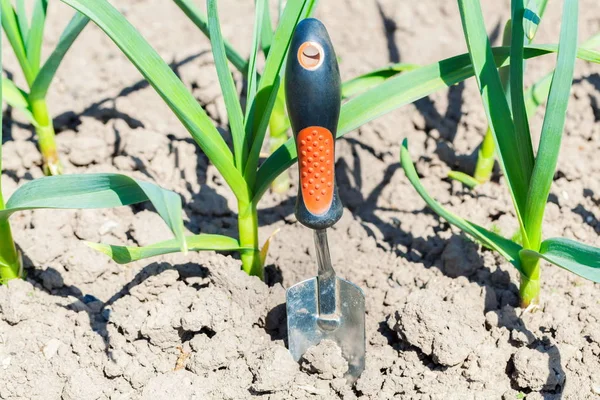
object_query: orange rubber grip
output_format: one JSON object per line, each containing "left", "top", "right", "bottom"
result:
{"left": 297, "top": 126, "right": 335, "bottom": 215}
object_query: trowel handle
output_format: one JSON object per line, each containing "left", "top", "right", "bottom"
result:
{"left": 285, "top": 18, "right": 343, "bottom": 230}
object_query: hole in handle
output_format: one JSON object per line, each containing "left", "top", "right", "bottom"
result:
{"left": 298, "top": 41, "right": 324, "bottom": 71}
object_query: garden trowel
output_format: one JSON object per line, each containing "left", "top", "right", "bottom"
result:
{"left": 284, "top": 18, "right": 365, "bottom": 382}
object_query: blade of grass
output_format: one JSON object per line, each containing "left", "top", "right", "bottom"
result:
{"left": 207, "top": 0, "right": 246, "bottom": 170}
{"left": 253, "top": 44, "right": 600, "bottom": 202}
{"left": 1, "top": 0, "right": 34, "bottom": 85}
{"left": 26, "top": 0, "right": 48, "bottom": 75}
{"left": 2, "top": 77, "right": 36, "bottom": 125}
{"left": 87, "top": 234, "right": 245, "bottom": 264}
{"left": 524, "top": 0, "right": 578, "bottom": 249}
{"left": 29, "top": 12, "right": 89, "bottom": 101}
{"left": 61, "top": 0, "right": 247, "bottom": 200}
{"left": 520, "top": 237, "right": 600, "bottom": 282}
{"left": 15, "top": 0, "right": 28, "bottom": 43}
{"left": 400, "top": 140, "right": 523, "bottom": 270}
{"left": 244, "top": 0, "right": 307, "bottom": 185}
{"left": 172, "top": 0, "right": 248, "bottom": 74}
{"left": 1, "top": 173, "right": 187, "bottom": 253}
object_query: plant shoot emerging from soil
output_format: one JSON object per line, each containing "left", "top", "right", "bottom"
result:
{"left": 0, "top": 0, "right": 90, "bottom": 175}
{"left": 401, "top": 0, "right": 600, "bottom": 307}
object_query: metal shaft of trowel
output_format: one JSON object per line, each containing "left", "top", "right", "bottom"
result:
{"left": 313, "top": 229, "right": 339, "bottom": 323}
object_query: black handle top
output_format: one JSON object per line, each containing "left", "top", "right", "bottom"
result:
{"left": 285, "top": 18, "right": 343, "bottom": 230}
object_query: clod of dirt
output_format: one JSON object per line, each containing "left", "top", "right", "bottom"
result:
{"left": 389, "top": 289, "right": 486, "bottom": 366}
{"left": 512, "top": 346, "right": 565, "bottom": 391}
{"left": 441, "top": 235, "right": 483, "bottom": 278}
{"left": 250, "top": 345, "right": 299, "bottom": 393}
{"left": 300, "top": 339, "right": 349, "bottom": 380}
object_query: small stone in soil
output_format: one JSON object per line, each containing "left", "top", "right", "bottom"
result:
{"left": 300, "top": 339, "right": 349, "bottom": 380}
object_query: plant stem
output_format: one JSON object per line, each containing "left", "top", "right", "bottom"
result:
{"left": 238, "top": 200, "right": 262, "bottom": 278}
{"left": 519, "top": 252, "right": 541, "bottom": 307}
{"left": 473, "top": 127, "right": 495, "bottom": 183}
{"left": 31, "top": 98, "right": 62, "bottom": 176}
{"left": 0, "top": 193, "right": 20, "bottom": 283}
{"left": 268, "top": 84, "right": 290, "bottom": 194}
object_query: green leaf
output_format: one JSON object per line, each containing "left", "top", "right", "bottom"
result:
{"left": 245, "top": 0, "right": 265, "bottom": 128}
{"left": 521, "top": 237, "right": 600, "bottom": 282}
{"left": 29, "top": 12, "right": 89, "bottom": 101}
{"left": 510, "top": 0, "right": 535, "bottom": 187}
{"left": 244, "top": 0, "right": 307, "bottom": 184}
{"left": 341, "top": 63, "right": 419, "bottom": 99}
{"left": 207, "top": 0, "right": 246, "bottom": 170}
{"left": 1, "top": 173, "right": 187, "bottom": 253}
{"left": 172, "top": 0, "right": 248, "bottom": 74}
{"left": 524, "top": 0, "right": 578, "bottom": 249}
{"left": 61, "top": 0, "right": 247, "bottom": 200}
{"left": 26, "top": 0, "right": 48, "bottom": 74}
{"left": 447, "top": 171, "right": 479, "bottom": 189}
{"left": 257, "top": 0, "right": 273, "bottom": 56}
{"left": 1, "top": 0, "right": 34, "bottom": 85}
{"left": 253, "top": 44, "right": 600, "bottom": 203}
{"left": 400, "top": 140, "right": 523, "bottom": 271}
{"left": 15, "top": 0, "right": 28, "bottom": 43}
{"left": 458, "top": 0, "right": 530, "bottom": 246}
{"left": 87, "top": 234, "right": 244, "bottom": 264}
{"left": 523, "top": 0, "right": 541, "bottom": 41}
{"left": 2, "top": 77, "right": 36, "bottom": 125}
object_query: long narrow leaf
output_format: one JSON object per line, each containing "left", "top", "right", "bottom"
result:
{"left": 245, "top": 0, "right": 265, "bottom": 119}
{"left": 26, "top": 0, "right": 48, "bottom": 74}
{"left": 2, "top": 77, "right": 36, "bottom": 125}
{"left": 341, "top": 63, "right": 419, "bottom": 99}
{"left": 510, "top": 0, "right": 535, "bottom": 186}
{"left": 87, "top": 234, "right": 244, "bottom": 264}
{"left": 172, "top": 0, "right": 248, "bottom": 74}
{"left": 400, "top": 140, "right": 523, "bottom": 270}
{"left": 244, "top": 0, "right": 307, "bottom": 184}
{"left": 29, "top": 12, "right": 89, "bottom": 101}
{"left": 1, "top": 0, "right": 34, "bottom": 85}
{"left": 458, "top": 0, "right": 530, "bottom": 246}
{"left": 1, "top": 174, "right": 187, "bottom": 253}
{"left": 257, "top": 0, "right": 273, "bottom": 56}
{"left": 15, "top": 0, "right": 28, "bottom": 43}
{"left": 521, "top": 237, "right": 600, "bottom": 282}
{"left": 207, "top": 0, "right": 246, "bottom": 170}
{"left": 61, "top": 0, "right": 247, "bottom": 200}
{"left": 524, "top": 0, "right": 578, "bottom": 249}
{"left": 253, "top": 44, "right": 600, "bottom": 202}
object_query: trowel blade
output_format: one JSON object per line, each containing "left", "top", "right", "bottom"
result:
{"left": 286, "top": 276, "right": 365, "bottom": 382}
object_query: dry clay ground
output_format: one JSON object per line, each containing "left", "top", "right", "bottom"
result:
{"left": 1, "top": 0, "right": 600, "bottom": 399}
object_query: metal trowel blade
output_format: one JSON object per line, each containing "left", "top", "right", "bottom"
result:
{"left": 286, "top": 276, "right": 365, "bottom": 382}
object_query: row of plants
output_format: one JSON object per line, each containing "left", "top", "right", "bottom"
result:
{"left": 1, "top": 0, "right": 599, "bottom": 308}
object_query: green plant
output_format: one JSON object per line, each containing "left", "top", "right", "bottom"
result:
{"left": 1, "top": 0, "right": 89, "bottom": 175}
{"left": 401, "top": 0, "right": 600, "bottom": 307}
{"left": 0, "top": 6, "right": 199, "bottom": 283}
{"left": 55, "top": 0, "right": 597, "bottom": 282}
{"left": 448, "top": 0, "right": 545, "bottom": 188}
